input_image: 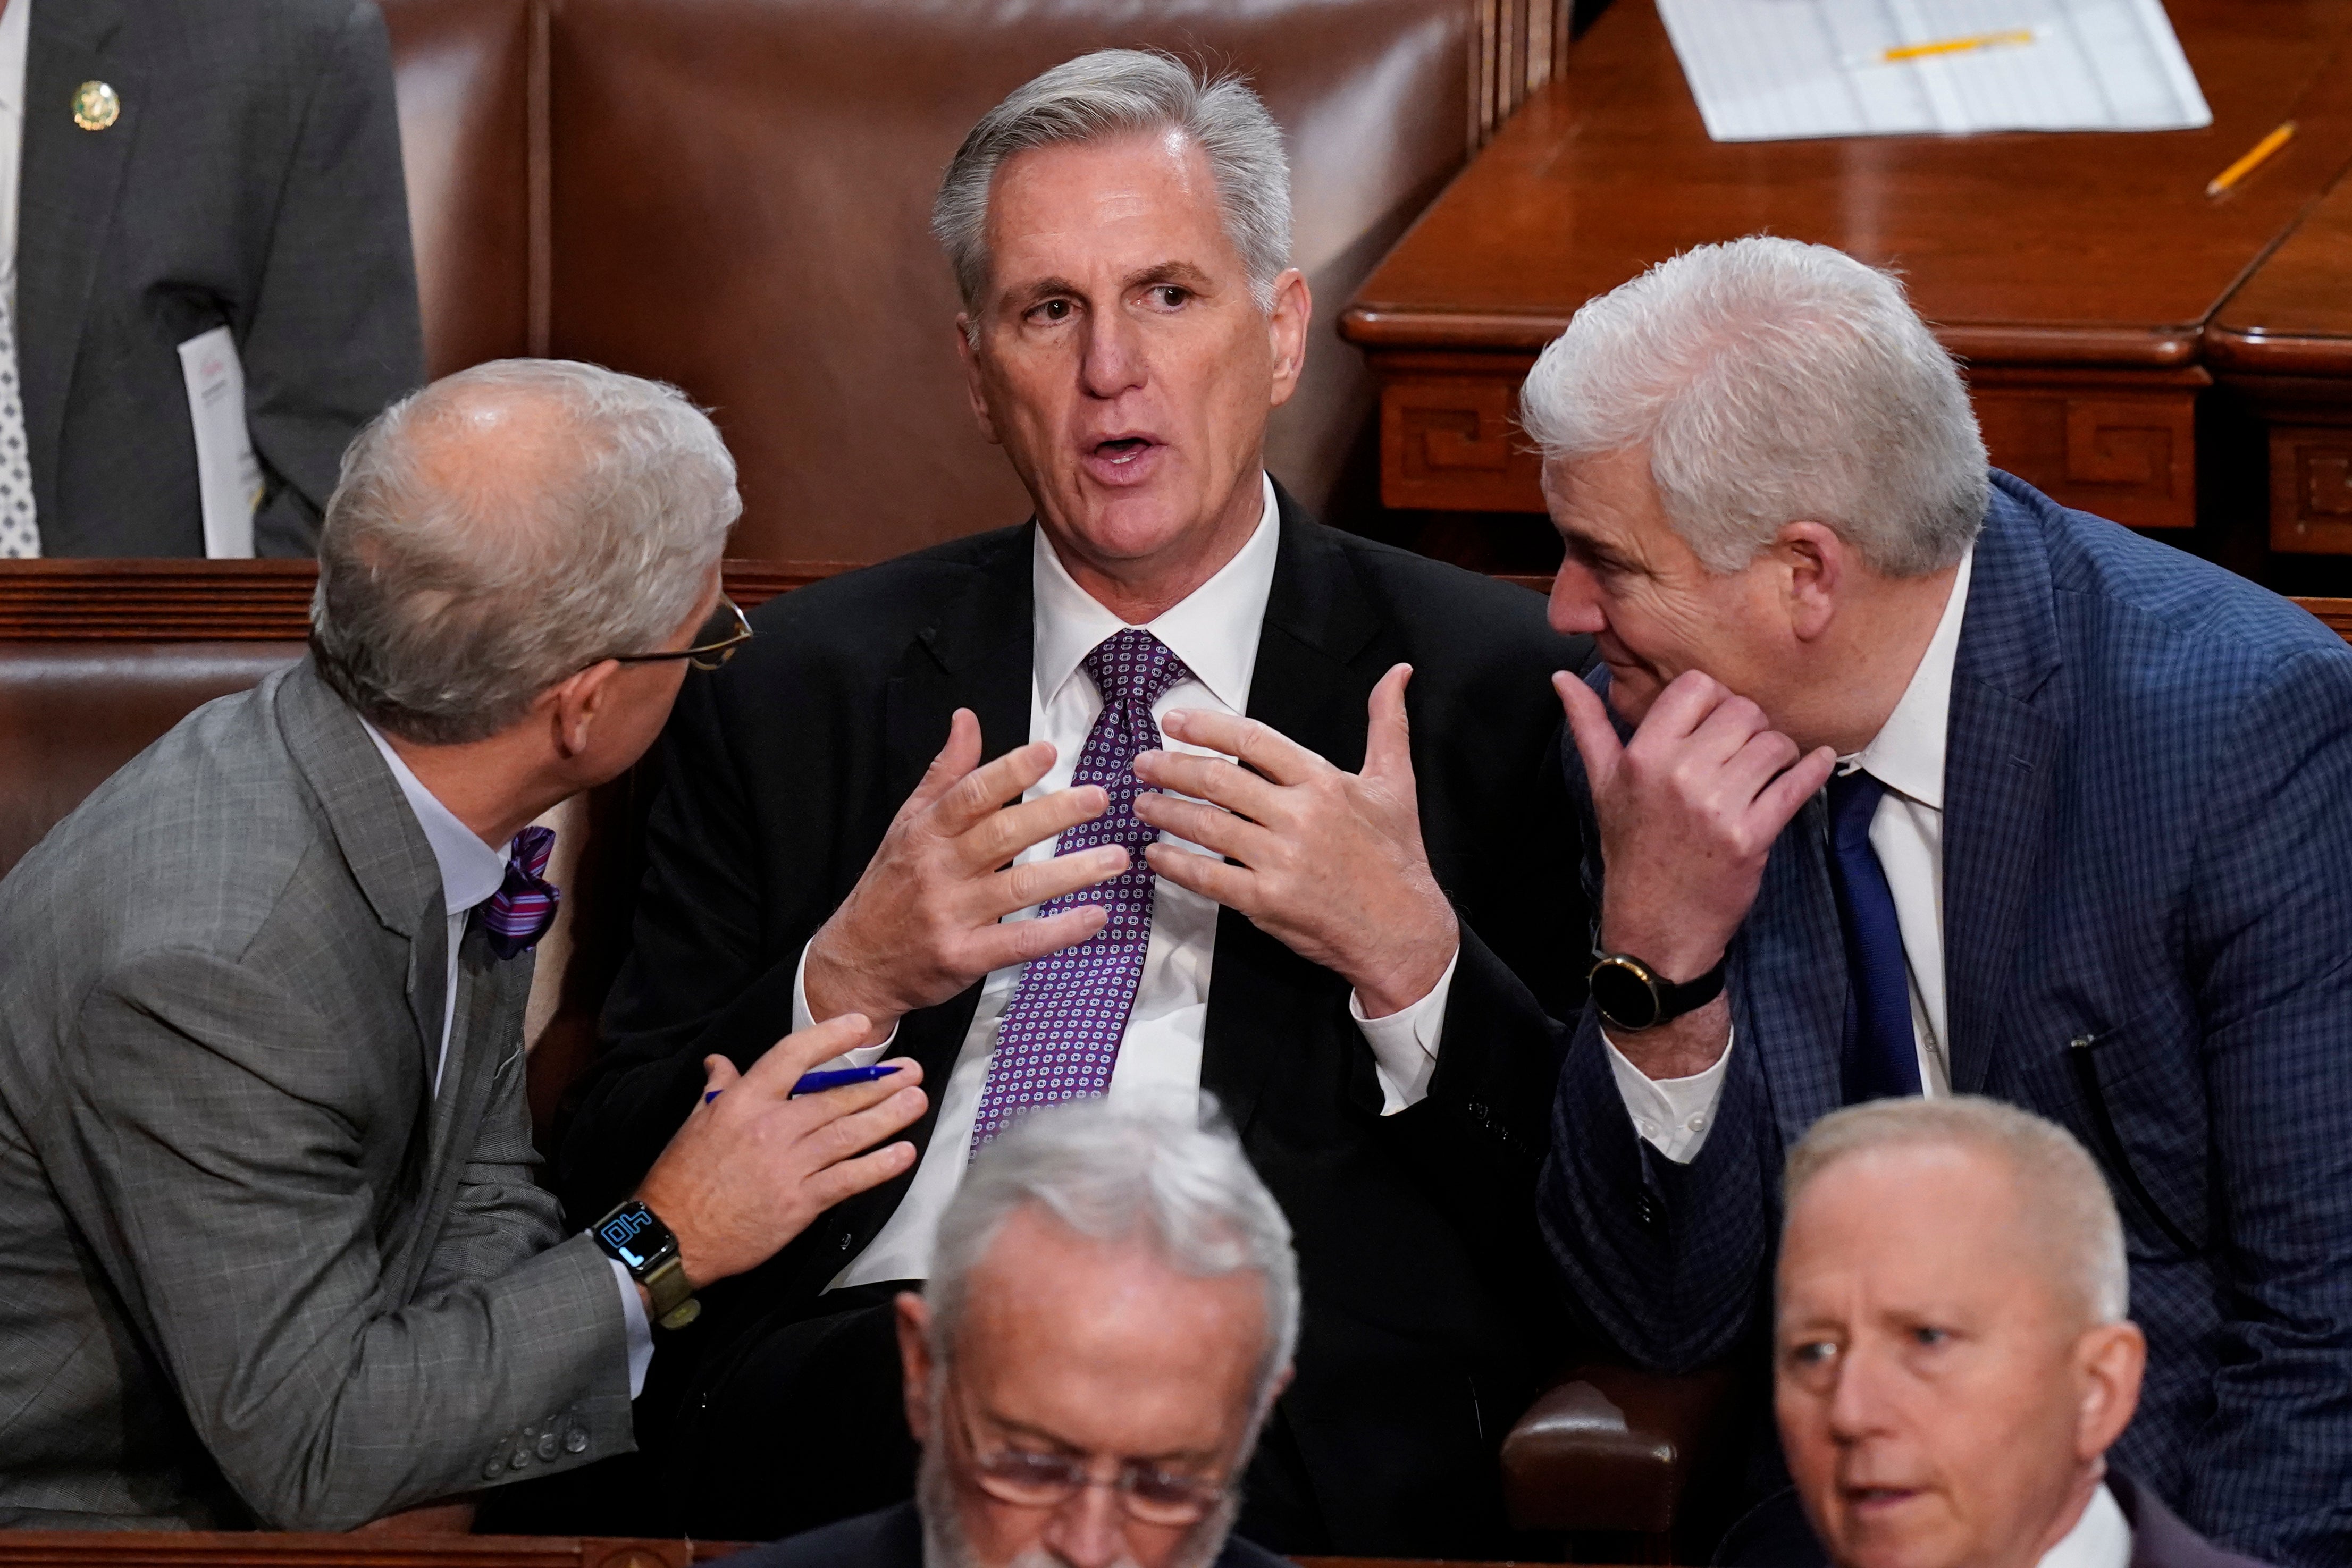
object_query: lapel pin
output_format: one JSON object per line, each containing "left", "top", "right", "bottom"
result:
{"left": 72, "top": 80, "right": 121, "bottom": 131}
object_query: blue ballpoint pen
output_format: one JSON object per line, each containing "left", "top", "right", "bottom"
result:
{"left": 704, "top": 1063, "right": 901, "bottom": 1104}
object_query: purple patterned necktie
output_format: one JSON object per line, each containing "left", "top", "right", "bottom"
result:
{"left": 968, "top": 628, "right": 1194, "bottom": 1154}
{"left": 480, "top": 824, "right": 560, "bottom": 960}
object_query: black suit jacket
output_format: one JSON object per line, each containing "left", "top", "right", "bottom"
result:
{"left": 714, "top": 1499, "right": 1292, "bottom": 1568}
{"left": 560, "top": 490, "right": 1594, "bottom": 1555}
{"left": 22, "top": 0, "right": 422, "bottom": 555}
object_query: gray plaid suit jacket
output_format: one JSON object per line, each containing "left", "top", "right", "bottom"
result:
{"left": 1536, "top": 473, "right": 2352, "bottom": 1567}
{"left": 0, "top": 661, "right": 631, "bottom": 1529}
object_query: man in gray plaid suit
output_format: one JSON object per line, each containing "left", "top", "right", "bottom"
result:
{"left": 0, "top": 360, "right": 928, "bottom": 1529}
{"left": 1519, "top": 238, "right": 2352, "bottom": 1566}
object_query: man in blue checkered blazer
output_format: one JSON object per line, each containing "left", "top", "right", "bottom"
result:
{"left": 1505, "top": 237, "right": 2352, "bottom": 1567}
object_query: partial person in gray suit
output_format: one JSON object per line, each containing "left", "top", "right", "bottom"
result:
{"left": 0, "top": 360, "right": 929, "bottom": 1529}
{"left": 12, "top": 0, "right": 423, "bottom": 555}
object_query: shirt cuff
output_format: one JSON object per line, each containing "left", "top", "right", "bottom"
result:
{"left": 1349, "top": 946, "right": 1459, "bottom": 1116}
{"left": 1604, "top": 1025, "right": 1733, "bottom": 1164}
{"left": 607, "top": 1255, "right": 654, "bottom": 1400}
{"left": 792, "top": 939, "right": 899, "bottom": 1058}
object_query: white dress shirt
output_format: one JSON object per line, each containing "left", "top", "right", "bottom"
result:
{"left": 1609, "top": 548, "right": 1975, "bottom": 1162}
{"left": 2039, "top": 1482, "right": 2133, "bottom": 1568}
{"left": 805, "top": 473, "right": 1458, "bottom": 1288}
{"left": 364, "top": 725, "right": 654, "bottom": 1395}
{"left": 0, "top": 0, "right": 27, "bottom": 286}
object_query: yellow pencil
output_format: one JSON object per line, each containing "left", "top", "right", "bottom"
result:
{"left": 1882, "top": 28, "right": 2035, "bottom": 64}
{"left": 2206, "top": 121, "right": 2297, "bottom": 199}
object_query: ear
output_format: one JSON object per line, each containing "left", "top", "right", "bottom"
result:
{"left": 546, "top": 659, "right": 623, "bottom": 760}
{"left": 2073, "top": 1320, "right": 2145, "bottom": 1461}
{"left": 896, "top": 1290, "right": 937, "bottom": 1443}
{"left": 1265, "top": 268, "right": 1312, "bottom": 410}
{"left": 1774, "top": 520, "right": 1843, "bottom": 644}
{"left": 955, "top": 315, "right": 1002, "bottom": 446}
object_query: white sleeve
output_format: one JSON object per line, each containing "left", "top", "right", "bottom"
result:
{"left": 792, "top": 939, "right": 898, "bottom": 1060}
{"left": 1604, "top": 1026, "right": 1733, "bottom": 1164}
{"left": 1348, "top": 946, "right": 1459, "bottom": 1116}
{"left": 607, "top": 1258, "right": 653, "bottom": 1399}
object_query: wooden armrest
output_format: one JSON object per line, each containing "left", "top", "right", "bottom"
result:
{"left": 1499, "top": 1361, "right": 1739, "bottom": 1536}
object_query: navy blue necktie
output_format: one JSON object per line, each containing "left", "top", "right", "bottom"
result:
{"left": 1826, "top": 769, "right": 1921, "bottom": 1102}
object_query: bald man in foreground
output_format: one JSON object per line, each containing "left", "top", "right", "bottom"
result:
{"left": 1745, "top": 1097, "right": 2271, "bottom": 1568}
{"left": 0, "top": 361, "right": 927, "bottom": 1529}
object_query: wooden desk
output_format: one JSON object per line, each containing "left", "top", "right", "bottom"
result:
{"left": 1342, "top": 0, "right": 2352, "bottom": 537}
{"left": 2208, "top": 163, "right": 2352, "bottom": 554}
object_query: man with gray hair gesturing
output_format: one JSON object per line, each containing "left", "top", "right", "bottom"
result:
{"left": 1525, "top": 235, "right": 2352, "bottom": 1564}
{"left": 1760, "top": 1097, "right": 2272, "bottom": 1568}
{"left": 564, "top": 47, "right": 1589, "bottom": 1557}
{"left": 721, "top": 1098, "right": 1296, "bottom": 1568}
{"left": 0, "top": 360, "right": 927, "bottom": 1529}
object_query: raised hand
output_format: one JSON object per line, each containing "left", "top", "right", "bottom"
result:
{"left": 1557, "top": 666, "right": 1834, "bottom": 1075}
{"left": 635, "top": 1014, "right": 928, "bottom": 1289}
{"left": 1130, "top": 663, "right": 1457, "bottom": 1017}
{"left": 803, "top": 708, "right": 1132, "bottom": 1044}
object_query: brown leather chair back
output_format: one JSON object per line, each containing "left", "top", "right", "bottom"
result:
{"left": 382, "top": 0, "right": 541, "bottom": 375}
{"left": 381, "top": 0, "right": 1473, "bottom": 563}
{"left": 0, "top": 645, "right": 305, "bottom": 877}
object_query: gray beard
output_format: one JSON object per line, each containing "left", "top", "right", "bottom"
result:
{"left": 915, "top": 1436, "right": 1242, "bottom": 1568}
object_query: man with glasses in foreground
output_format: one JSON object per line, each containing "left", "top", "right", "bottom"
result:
{"left": 0, "top": 360, "right": 927, "bottom": 1529}
{"left": 721, "top": 1097, "right": 1291, "bottom": 1568}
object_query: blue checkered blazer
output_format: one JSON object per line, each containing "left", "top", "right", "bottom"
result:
{"left": 1536, "top": 473, "right": 2352, "bottom": 1567}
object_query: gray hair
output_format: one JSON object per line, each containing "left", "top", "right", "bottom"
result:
{"left": 310, "top": 359, "right": 740, "bottom": 744}
{"left": 1519, "top": 235, "right": 1988, "bottom": 577}
{"left": 1784, "top": 1096, "right": 2129, "bottom": 1326}
{"left": 928, "top": 1095, "right": 1299, "bottom": 1411}
{"left": 933, "top": 49, "right": 1292, "bottom": 327}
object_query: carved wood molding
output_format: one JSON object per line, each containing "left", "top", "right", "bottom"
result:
{"left": 0, "top": 561, "right": 858, "bottom": 641}
{"left": 1473, "top": 0, "right": 1573, "bottom": 148}
{"left": 2270, "top": 427, "right": 2352, "bottom": 554}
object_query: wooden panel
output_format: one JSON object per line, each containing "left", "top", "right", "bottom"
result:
{"left": 0, "top": 561, "right": 855, "bottom": 642}
{"left": 1380, "top": 366, "right": 1545, "bottom": 512}
{"left": 2271, "top": 425, "right": 2352, "bottom": 552}
{"left": 1970, "top": 374, "right": 2207, "bottom": 532}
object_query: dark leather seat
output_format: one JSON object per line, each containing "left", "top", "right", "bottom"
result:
{"left": 380, "top": 0, "right": 1477, "bottom": 563}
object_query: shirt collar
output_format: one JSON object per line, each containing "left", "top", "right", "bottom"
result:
{"left": 1843, "top": 544, "right": 1973, "bottom": 811}
{"left": 2035, "top": 1481, "right": 2132, "bottom": 1568}
{"left": 360, "top": 721, "right": 511, "bottom": 917}
{"left": 0, "top": 0, "right": 28, "bottom": 120}
{"left": 1031, "top": 471, "right": 1280, "bottom": 713}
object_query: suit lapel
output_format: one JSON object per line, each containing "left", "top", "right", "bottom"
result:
{"left": 274, "top": 661, "right": 449, "bottom": 1090}
{"left": 18, "top": 0, "right": 137, "bottom": 522}
{"left": 1941, "top": 494, "right": 2065, "bottom": 1094}
{"left": 812, "top": 529, "right": 1033, "bottom": 1275}
{"left": 1201, "top": 490, "right": 1383, "bottom": 1136}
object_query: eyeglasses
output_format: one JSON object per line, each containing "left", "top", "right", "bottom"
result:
{"left": 609, "top": 594, "right": 754, "bottom": 672}
{"left": 951, "top": 1382, "right": 1230, "bottom": 1527}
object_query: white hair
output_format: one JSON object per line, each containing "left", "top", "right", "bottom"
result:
{"left": 1784, "top": 1095, "right": 2130, "bottom": 1326}
{"left": 1519, "top": 235, "right": 1988, "bottom": 577}
{"left": 310, "top": 359, "right": 738, "bottom": 744}
{"left": 933, "top": 49, "right": 1292, "bottom": 329}
{"left": 927, "top": 1095, "right": 1300, "bottom": 1410}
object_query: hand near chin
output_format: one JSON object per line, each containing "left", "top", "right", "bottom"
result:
{"left": 803, "top": 707, "right": 1132, "bottom": 1043}
{"left": 1131, "top": 663, "right": 1458, "bottom": 1018}
{"left": 1557, "top": 665, "right": 1834, "bottom": 986}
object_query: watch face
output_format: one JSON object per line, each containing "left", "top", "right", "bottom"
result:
{"left": 1591, "top": 958, "right": 1662, "bottom": 1032}
{"left": 596, "top": 1203, "right": 677, "bottom": 1274}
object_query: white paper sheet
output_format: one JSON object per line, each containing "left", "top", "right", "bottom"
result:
{"left": 1658, "top": 0, "right": 2211, "bottom": 142}
{"left": 176, "top": 325, "right": 260, "bottom": 559}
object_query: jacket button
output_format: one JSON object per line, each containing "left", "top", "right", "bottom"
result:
{"left": 537, "top": 1430, "right": 560, "bottom": 1461}
{"left": 481, "top": 1454, "right": 507, "bottom": 1482}
{"left": 565, "top": 1427, "right": 590, "bottom": 1454}
{"left": 1636, "top": 1194, "right": 1660, "bottom": 1228}
{"left": 838, "top": 1232, "right": 853, "bottom": 1252}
